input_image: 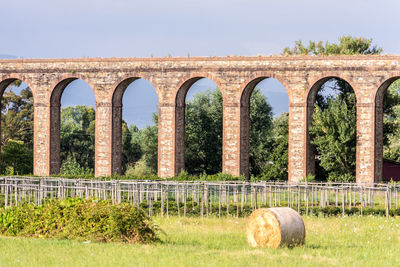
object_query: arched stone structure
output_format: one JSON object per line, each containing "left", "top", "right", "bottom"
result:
{"left": 1, "top": 55, "right": 399, "bottom": 183}
{"left": 174, "top": 76, "right": 224, "bottom": 175}
{"left": 49, "top": 77, "right": 96, "bottom": 174}
{"left": 305, "top": 76, "right": 357, "bottom": 179}
{"left": 239, "top": 75, "right": 290, "bottom": 178}
{"left": 374, "top": 76, "right": 400, "bottom": 182}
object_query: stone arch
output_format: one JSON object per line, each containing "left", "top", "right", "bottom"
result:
{"left": 374, "top": 75, "right": 400, "bottom": 182}
{"left": 109, "top": 74, "right": 161, "bottom": 103}
{"left": 306, "top": 75, "right": 358, "bottom": 107}
{"left": 239, "top": 75, "right": 290, "bottom": 179}
{"left": 110, "top": 77, "right": 159, "bottom": 174}
{"left": 174, "top": 75, "right": 224, "bottom": 175}
{"left": 374, "top": 76, "right": 400, "bottom": 107}
{"left": 50, "top": 75, "right": 97, "bottom": 106}
{"left": 305, "top": 75, "right": 357, "bottom": 179}
{"left": 240, "top": 74, "right": 291, "bottom": 107}
{"left": 49, "top": 76, "right": 96, "bottom": 174}
{"left": 175, "top": 74, "right": 226, "bottom": 107}
{"left": 0, "top": 75, "right": 37, "bottom": 101}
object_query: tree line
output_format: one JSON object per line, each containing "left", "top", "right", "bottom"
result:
{"left": 2, "top": 36, "right": 400, "bottom": 182}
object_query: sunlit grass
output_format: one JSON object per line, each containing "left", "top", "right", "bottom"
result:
{"left": 1, "top": 216, "right": 399, "bottom": 266}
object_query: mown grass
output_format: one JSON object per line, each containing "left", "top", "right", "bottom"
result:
{"left": 0, "top": 216, "right": 399, "bottom": 266}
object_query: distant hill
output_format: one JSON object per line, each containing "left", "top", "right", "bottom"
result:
{"left": 0, "top": 54, "right": 18, "bottom": 59}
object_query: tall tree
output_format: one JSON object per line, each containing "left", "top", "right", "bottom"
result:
{"left": 310, "top": 96, "right": 357, "bottom": 181}
{"left": 185, "top": 90, "right": 223, "bottom": 174}
{"left": 1, "top": 139, "right": 32, "bottom": 174}
{"left": 60, "top": 106, "right": 95, "bottom": 170}
{"left": 1, "top": 86, "right": 34, "bottom": 149}
{"left": 383, "top": 80, "right": 400, "bottom": 161}
{"left": 122, "top": 123, "right": 142, "bottom": 172}
{"left": 259, "top": 112, "right": 288, "bottom": 180}
{"left": 139, "top": 114, "right": 158, "bottom": 173}
{"left": 249, "top": 88, "right": 274, "bottom": 177}
{"left": 0, "top": 83, "right": 34, "bottom": 174}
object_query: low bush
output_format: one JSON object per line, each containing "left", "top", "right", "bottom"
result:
{"left": 60, "top": 158, "right": 94, "bottom": 177}
{"left": 0, "top": 198, "right": 160, "bottom": 243}
{"left": 136, "top": 199, "right": 400, "bottom": 218}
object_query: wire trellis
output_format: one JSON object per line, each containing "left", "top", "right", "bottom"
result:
{"left": 0, "top": 176, "right": 398, "bottom": 218}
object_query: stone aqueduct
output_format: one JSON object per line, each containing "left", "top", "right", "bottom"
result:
{"left": 0, "top": 55, "right": 399, "bottom": 183}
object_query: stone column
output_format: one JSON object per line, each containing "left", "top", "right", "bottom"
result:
{"left": 34, "top": 103, "right": 53, "bottom": 176}
{"left": 174, "top": 105, "right": 185, "bottom": 174}
{"left": 223, "top": 101, "right": 241, "bottom": 177}
{"left": 356, "top": 102, "right": 378, "bottom": 183}
{"left": 158, "top": 102, "right": 176, "bottom": 177}
{"left": 288, "top": 103, "right": 309, "bottom": 183}
{"left": 239, "top": 103, "right": 250, "bottom": 178}
{"left": 95, "top": 102, "right": 113, "bottom": 177}
{"left": 111, "top": 103, "right": 123, "bottom": 175}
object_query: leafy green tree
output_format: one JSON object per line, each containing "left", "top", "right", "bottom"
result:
{"left": 249, "top": 88, "right": 274, "bottom": 176}
{"left": 139, "top": 114, "right": 158, "bottom": 173}
{"left": 122, "top": 122, "right": 142, "bottom": 172}
{"left": 60, "top": 106, "right": 95, "bottom": 171}
{"left": 259, "top": 113, "right": 288, "bottom": 180}
{"left": 1, "top": 86, "right": 34, "bottom": 149}
{"left": 383, "top": 80, "right": 400, "bottom": 160}
{"left": 185, "top": 90, "right": 223, "bottom": 174}
{"left": 60, "top": 157, "right": 93, "bottom": 176}
{"left": 310, "top": 96, "right": 357, "bottom": 181}
{"left": 1, "top": 139, "right": 33, "bottom": 174}
{"left": 0, "top": 82, "right": 34, "bottom": 174}
{"left": 283, "top": 36, "right": 382, "bottom": 56}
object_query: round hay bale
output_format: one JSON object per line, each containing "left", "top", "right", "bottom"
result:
{"left": 246, "top": 207, "right": 305, "bottom": 248}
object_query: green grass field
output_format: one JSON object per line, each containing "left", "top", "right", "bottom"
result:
{"left": 0, "top": 216, "right": 399, "bottom": 266}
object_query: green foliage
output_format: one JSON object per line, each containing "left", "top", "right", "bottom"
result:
{"left": 283, "top": 36, "right": 382, "bottom": 56}
{"left": 124, "top": 158, "right": 155, "bottom": 178}
{"left": 108, "top": 172, "right": 245, "bottom": 181}
{"left": 0, "top": 139, "right": 33, "bottom": 175}
{"left": 60, "top": 157, "right": 93, "bottom": 177}
{"left": 185, "top": 90, "right": 223, "bottom": 174}
{"left": 0, "top": 83, "right": 34, "bottom": 175}
{"left": 122, "top": 123, "right": 142, "bottom": 173}
{"left": 310, "top": 95, "right": 356, "bottom": 181}
{"left": 1, "top": 86, "right": 34, "bottom": 149}
{"left": 60, "top": 106, "right": 95, "bottom": 170}
{"left": 127, "top": 198, "right": 400, "bottom": 218}
{"left": 175, "top": 171, "right": 242, "bottom": 181}
{"left": 139, "top": 114, "right": 158, "bottom": 172}
{"left": 0, "top": 198, "right": 160, "bottom": 243}
{"left": 248, "top": 88, "right": 274, "bottom": 176}
{"left": 302, "top": 173, "right": 315, "bottom": 183}
{"left": 258, "top": 112, "right": 289, "bottom": 180}
{"left": 383, "top": 79, "right": 400, "bottom": 161}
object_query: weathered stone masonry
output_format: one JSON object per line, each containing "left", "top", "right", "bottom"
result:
{"left": 0, "top": 56, "right": 399, "bottom": 183}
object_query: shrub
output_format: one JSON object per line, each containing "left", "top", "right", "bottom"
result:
{"left": 0, "top": 198, "right": 160, "bottom": 243}
{"left": 60, "top": 157, "right": 93, "bottom": 177}
{"left": 125, "top": 158, "right": 155, "bottom": 178}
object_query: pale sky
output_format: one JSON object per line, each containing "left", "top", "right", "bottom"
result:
{"left": 2, "top": 0, "right": 399, "bottom": 127}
